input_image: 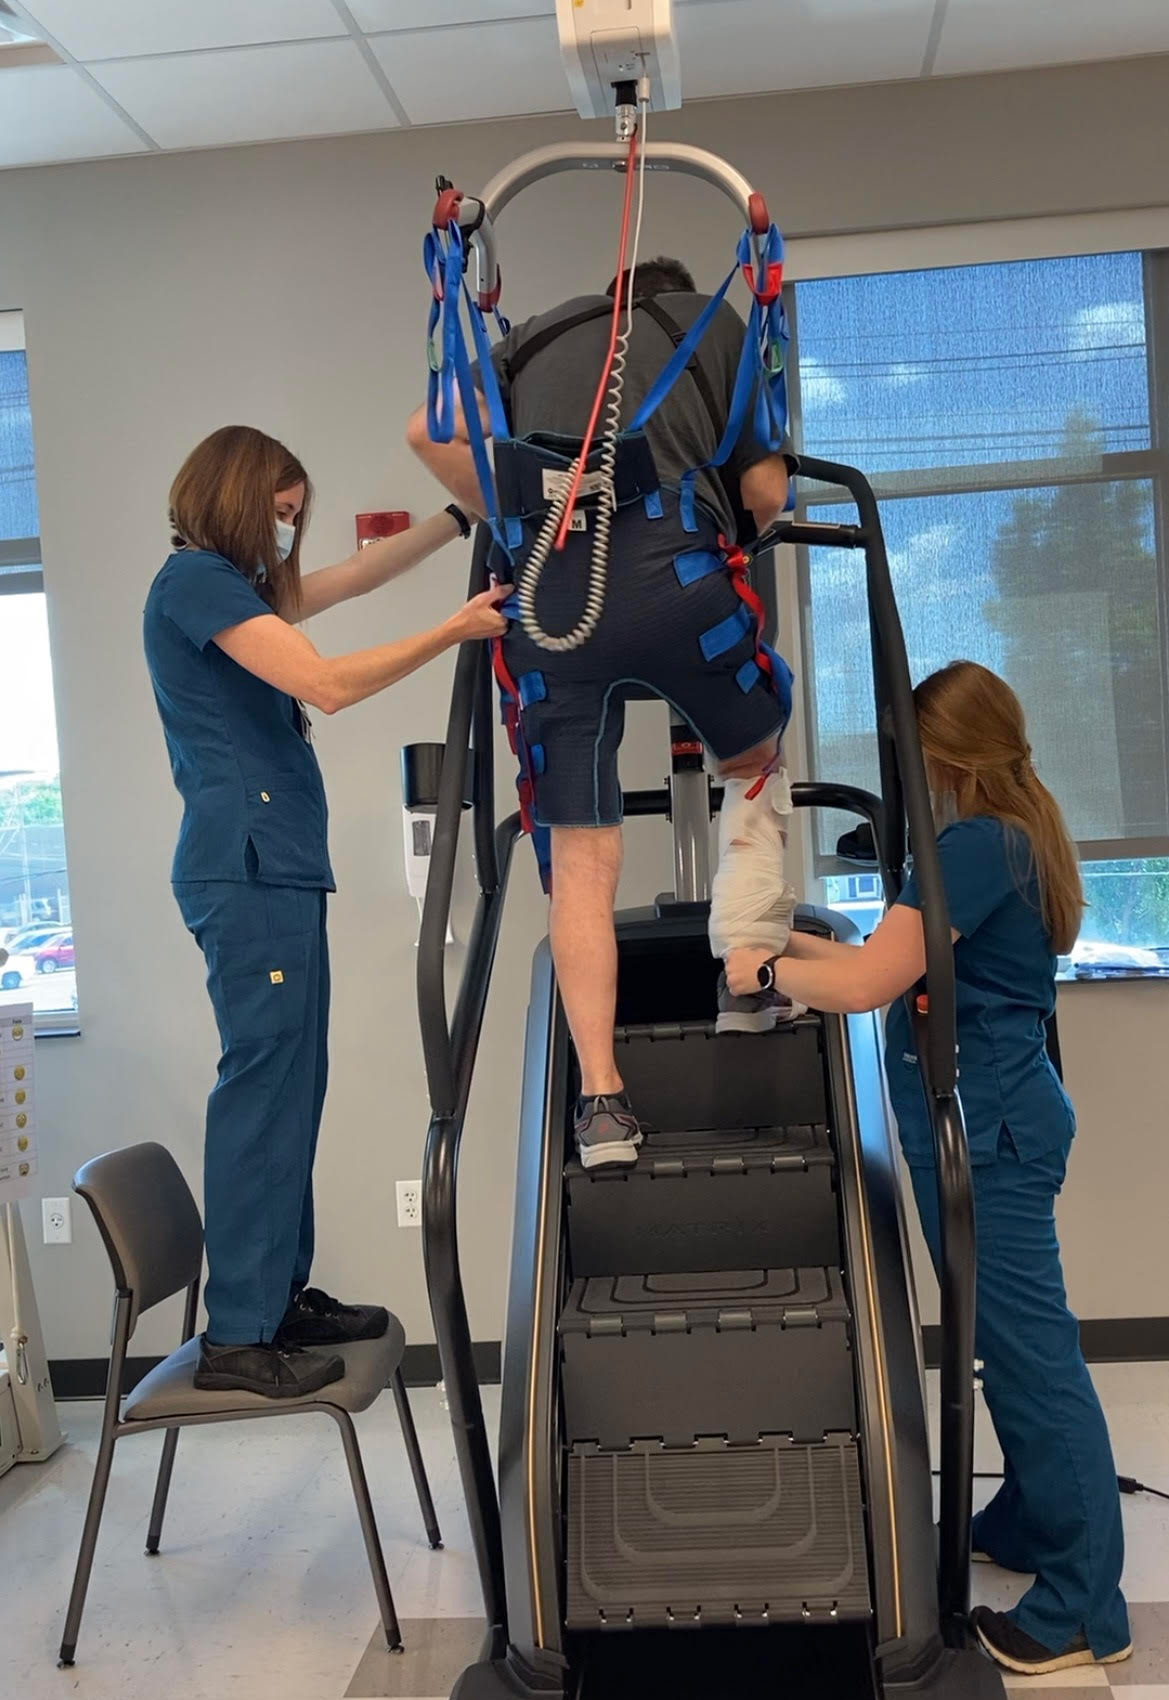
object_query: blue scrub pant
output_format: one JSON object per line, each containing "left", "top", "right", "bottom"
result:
{"left": 909, "top": 1134, "right": 1129, "bottom": 1657}
{"left": 175, "top": 876, "right": 329, "bottom": 1345}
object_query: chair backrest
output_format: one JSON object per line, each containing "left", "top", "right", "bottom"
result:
{"left": 74, "top": 1142, "right": 203, "bottom": 1336}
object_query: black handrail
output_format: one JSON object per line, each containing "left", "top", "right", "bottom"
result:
{"left": 790, "top": 780, "right": 892, "bottom": 903}
{"left": 421, "top": 811, "right": 519, "bottom": 1639}
{"left": 791, "top": 456, "right": 976, "bottom": 1638}
{"left": 418, "top": 525, "right": 517, "bottom": 1636}
{"left": 416, "top": 459, "right": 979, "bottom": 1651}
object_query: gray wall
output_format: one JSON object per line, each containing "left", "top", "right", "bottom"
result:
{"left": 2, "top": 53, "right": 1168, "bottom": 1360}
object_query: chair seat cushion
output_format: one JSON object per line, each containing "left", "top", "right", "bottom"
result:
{"left": 123, "top": 1316, "right": 406, "bottom": 1424}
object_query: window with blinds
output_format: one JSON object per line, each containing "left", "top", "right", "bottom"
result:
{"left": 788, "top": 251, "right": 1169, "bottom": 971}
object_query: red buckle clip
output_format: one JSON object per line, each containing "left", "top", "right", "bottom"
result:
{"left": 741, "top": 260, "right": 784, "bottom": 307}
{"left": 433, "top": 186, "right": 464, "bottom": 231}
{"left": 718, "top": 533, "right": 750, "bottom": 573}
{"left": 478, "top": 268, "right": 502, "bottom": 312}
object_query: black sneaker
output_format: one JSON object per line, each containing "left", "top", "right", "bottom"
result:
{"left": 574, "top": 1093, "right": 643, "bottom": 1170}
{"left": 971, "top": 1606, "right": 1132, "bottom": 1676}
{"left": 280, "top": 1286, "right": 390, "bottom": 1348}
{"left": 715, "top": 969, "right": 806, "bottom": 1034}
{"left": 193, "top": 1337, "right": 345, "bottom": 1400}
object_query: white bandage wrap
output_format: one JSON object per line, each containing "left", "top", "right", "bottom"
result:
{"left": 709, "top": 768, "right": 797, "bottom": 961}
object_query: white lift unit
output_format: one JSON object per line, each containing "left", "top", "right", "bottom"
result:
{"left": 555, "top": 0, "right": 682, "bottom": 121}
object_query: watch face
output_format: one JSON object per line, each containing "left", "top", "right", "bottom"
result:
{"left": 757, "top": 960, "right": 775, "bottom": 991}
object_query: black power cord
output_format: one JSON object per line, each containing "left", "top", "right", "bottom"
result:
{"left": 933, "top": 1467, "right": 1169, "bottom": 1501}
{"left": 1118, "top": 1473, "right": 1169, "bottom": 1501}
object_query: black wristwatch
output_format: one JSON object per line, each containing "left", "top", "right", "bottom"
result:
{"left": 445, "top": 503, "right": 471, "bottom": 539}
{"left": 756, "top": 955, "right": 782, "bottom": 992}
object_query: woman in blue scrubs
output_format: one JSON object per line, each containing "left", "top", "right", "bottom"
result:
{"left": 145, "top": 425, "right": 507, "bottom": 1399}
{"left": 727, "top": 660, "right": 1130, "bottom": 1679}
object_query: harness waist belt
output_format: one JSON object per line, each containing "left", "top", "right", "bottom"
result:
{"left": 493, "top": 430, "right": 662, "bottom": 528}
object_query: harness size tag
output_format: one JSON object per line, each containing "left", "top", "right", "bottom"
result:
{"left": 543, "top": 466, "right": 607, "bottom": 501}
{"left": 569, "top": 511, "right": 588, "bottom": 532}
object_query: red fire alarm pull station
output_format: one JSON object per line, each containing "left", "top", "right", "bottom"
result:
{"left": 356, "top": 511, "right": 411, "bottom": 549}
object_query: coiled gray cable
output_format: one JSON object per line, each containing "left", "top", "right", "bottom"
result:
{"left": 515, "top": 97, "right": 648, "bottom": 655}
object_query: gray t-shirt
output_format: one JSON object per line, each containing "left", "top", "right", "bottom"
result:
{"left": 482, "top": 292, "right": 788, "bottom": 539}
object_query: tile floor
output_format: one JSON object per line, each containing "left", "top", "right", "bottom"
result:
{"left": 1, "top": 1365, "right": 1167, "bottom": 1700}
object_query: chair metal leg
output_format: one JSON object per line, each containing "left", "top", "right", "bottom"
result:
{"left": 146, "top": 1428, "right": 181, "bottom": 1555}
{"left": 391, "top": 1367, "right": 442, "bottom": 1550}
{"left": 59, "top": 1291, "right": 134, "bottom": 1667}
{"left": 58, "top": 1424, "right": 117, "bottom": 1665}
{"left": 332, "top": 1409, "right": 403, "bottom": 1653}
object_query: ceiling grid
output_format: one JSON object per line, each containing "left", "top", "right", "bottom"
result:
{"left": 0, "top": 0, "right": 1166, "bottom": 171}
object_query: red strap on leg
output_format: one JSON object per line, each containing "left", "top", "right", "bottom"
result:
{"left": 492, "top": 635, "right": 535, "bottom": 833}
{"left": 744, "top": 755, "right": 780, "bottom": 802}
{"left": 718, "top": 534, "right": 778, "bottom": 801}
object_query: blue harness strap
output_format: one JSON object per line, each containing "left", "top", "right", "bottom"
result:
{"left": 518, "top": 670, "right": 547, "bottom": 706}
{"left": 699, "top": 600, "right": 755, "bottom": 661}
{"left": 465, "top": 294, "right": 524, "bottom": 552}
{"left": 674, "top": 548, "right": 724, "bottom": 588}
{"left": 736, "top": 657, "right": 762, "bottom": 695}
{"left": 423, "top": 224, "right": 517, "bottom": 560}
{"left": 628, "top": 264, "right": 740, "bottom": 435}
{"left": 678, "top": 227, "right": 791, "bottom": 533}
{"left": 629, "top": 223, "right": 793, "bottom": 533}
{"left": 761, "top": 642, "right": 795, "bottom": 732}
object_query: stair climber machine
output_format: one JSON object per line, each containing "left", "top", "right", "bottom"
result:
{"left": 408, "top": 7, "right": 1006, "bottom": 1697}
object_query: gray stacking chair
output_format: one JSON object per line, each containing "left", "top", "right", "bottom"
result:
{"left": 59, "top": 1141, "right": 440, "bottom": 1667}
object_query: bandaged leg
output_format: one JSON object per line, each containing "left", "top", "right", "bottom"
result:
{"left": 710, "top": 768, "right": 802, "bottom": 1030}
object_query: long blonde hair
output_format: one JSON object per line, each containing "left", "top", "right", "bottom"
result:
{"left": 913, "top": 661, "right": 1083, "bottom": 954}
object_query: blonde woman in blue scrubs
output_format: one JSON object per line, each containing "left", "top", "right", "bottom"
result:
{"left": 728, "top": 661, "right": 1130, "bottom": 1680}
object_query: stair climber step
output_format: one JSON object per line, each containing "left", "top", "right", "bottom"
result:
{"left": 614, "top": 1016, "right": 826, "bottom": 1136}
{"left": 566, "top": 1435, "right": 872, "bottom": 1630}
{"left": 565, "top": 1125, "right": 839, "bottom": 1277}
{"left": 560, "top": 1267, "right": 855, "bottom": 1448}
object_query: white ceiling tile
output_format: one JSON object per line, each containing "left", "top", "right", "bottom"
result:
{"left": 90, "top": 39, "right": 398, "bottom": 151}
{"left": 678, "top": 0, "right": 935, "bottom": 99}
{"left": 370, "top": 16, "right": 570, "bottom": 123}
{"left": 352, "top": 0, "right": 552, "bottom": 28}
{"left": 0, "top": 64, "right": 148, "bottom": 167}
{"left": 21, "top": 0, "right": 344, "bottom": 62}
{"left": 933, "top": 0, "right": 1169, "bottom": 77}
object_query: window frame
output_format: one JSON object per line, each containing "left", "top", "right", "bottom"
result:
{"left": 787, "top": 245, "right": 1169, "bottom": 875}
{"left": 1, "top": 323, "right": 76, "bottom": 1035}
{"left": 0, "top": 541, "right": 43, "bottom": 597}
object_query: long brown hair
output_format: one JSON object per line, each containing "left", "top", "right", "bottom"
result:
{"left": 168, "top": 425, "right": 312, "bottom": 615}
{"left": 913, "top": 661, "right": 1083, "bottom": 954}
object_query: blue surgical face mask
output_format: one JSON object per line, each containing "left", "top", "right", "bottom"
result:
{"left": 275, "top": 519, "right": 296, "bottom": 561}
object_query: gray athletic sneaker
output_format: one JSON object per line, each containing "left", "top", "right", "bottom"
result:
{"left": 574, "top": 1093, "right": 643, "bottom": 1170}
{"left": 715, "top": 969, "right": 806, "bottom": 1034}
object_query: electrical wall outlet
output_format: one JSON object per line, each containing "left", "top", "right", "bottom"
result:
{"left": 42, "top": 1198, "right": 72, "bottom": 1245}
{"left": 396, "top": 1180, "right": 422, "bottom": 1229}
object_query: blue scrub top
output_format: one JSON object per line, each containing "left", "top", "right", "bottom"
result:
{"left": 884, "top": 815, "right": 1073, "bottom": 1166}
{"left": 144, "top": 549, "right": 335, "bottom": 891}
